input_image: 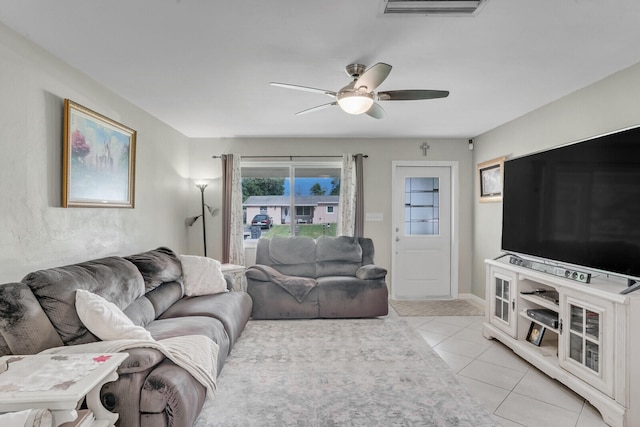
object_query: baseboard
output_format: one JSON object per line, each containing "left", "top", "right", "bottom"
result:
{"left": 458, "top": 293, "right": 485, "bottom": 308}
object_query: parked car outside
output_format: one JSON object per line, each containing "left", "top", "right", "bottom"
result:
{"left": 251, "top": 214, "right": 273, "bottom": 229}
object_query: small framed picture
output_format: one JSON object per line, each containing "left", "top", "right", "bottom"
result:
{"left": 477, "top": 156, "right": 505, "bottom": 203}
{"left": 526, "top": 322, "right": 546, "bottom": 346}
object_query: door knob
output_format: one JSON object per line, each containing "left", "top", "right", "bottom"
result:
{"left": 395, "top": 237, "right": 400, "bottom": 242}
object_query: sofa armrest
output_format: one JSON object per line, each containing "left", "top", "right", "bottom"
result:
{"left": 101, "top": 348, "right": 197, "bottom": 427}
{"left": 356, "top": 264, "right": 387, "bottom": 280}
{"left": 140, "top": 359, "right": 207, "bottom": 427}
{"left": 245, "top": 264, "right": 279, "bottom": 282}
{"left": 117, "top": 347, "right": 166, "bottom": 375}
{"left": 100, "top": 348, "right": 167, "bottom": 427}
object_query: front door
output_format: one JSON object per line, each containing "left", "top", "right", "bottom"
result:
{"left": 392, "top": 163, "right": 454, "bottom": 299}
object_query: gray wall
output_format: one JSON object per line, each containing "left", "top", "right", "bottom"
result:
{"left": 188, "top": 137, "right": 475, "bottom": 296}
{"left": 471, "top": 61, "right": 640, "bottom": 297}
{"left": 0, "top": 22, "right": 191, "bottom": 282}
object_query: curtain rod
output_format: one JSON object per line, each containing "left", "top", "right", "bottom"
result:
{"left": 212, "top": 154, "right": 368, "bottom": 160}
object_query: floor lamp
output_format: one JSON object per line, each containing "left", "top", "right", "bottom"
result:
{"left": 185, "top": 183, "right": 219, "bottom": 257}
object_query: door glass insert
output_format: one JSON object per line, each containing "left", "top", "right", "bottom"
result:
{"left": 569, "top": 333, "right": 583, "bottom": 363}
{"left": 404, "top": 177, "right": 439, "bottom": 235}
{"left": 585, "top": 341, "right": 599, "bottom": 372}
{"left": 570, "top": 305, "right": 583, "bottom": 332}
{"left": 585, "top": 310, "right": 599, "bottom": 338}
{"left": 568, "top": 303, "right": 601, "bottom": 374}
{"left": 494, "top": 277, "right": 510, "bottom": 323}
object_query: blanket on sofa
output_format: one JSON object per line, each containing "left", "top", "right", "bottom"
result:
{"left": 249, "top": 264, "right": 317, "bottom": 303}
{"left": 40, "top": 335, "right": 218, "bottom": 399}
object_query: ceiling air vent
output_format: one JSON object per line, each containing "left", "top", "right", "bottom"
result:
{"left": 382, "top": 0, "right": 487, "bottom": 16}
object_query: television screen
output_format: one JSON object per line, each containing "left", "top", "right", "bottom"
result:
{"left": 501, "top": 125, "right": 640, "bottom": 280}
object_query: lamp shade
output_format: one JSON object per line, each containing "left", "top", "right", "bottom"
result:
{"left": 185, "top": 216, "right": 200, "bottom": 227}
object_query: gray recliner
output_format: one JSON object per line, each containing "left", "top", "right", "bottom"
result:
{"left": 245, "top": 236, "right": 388, "bottom": 319}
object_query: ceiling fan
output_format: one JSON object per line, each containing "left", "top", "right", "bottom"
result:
{"left": 270, "top": 62, "right": 449, "bottom": 119}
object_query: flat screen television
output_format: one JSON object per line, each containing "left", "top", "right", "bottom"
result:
{"left": 501, "top": 125, "right": 640, "bottom": 285}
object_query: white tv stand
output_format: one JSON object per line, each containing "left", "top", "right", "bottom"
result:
{"left": 483, "top": 257, "right": 640, "bottom": 427}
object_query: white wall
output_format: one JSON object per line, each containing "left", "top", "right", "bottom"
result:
{"left": 471, "top": 61, "right": 640, "bottom": 297}
{"left": 0, "top": 22, "right": 192, "bottom": 282}
{"left": 188, "top": 137, "right": 475, "bottom": 295}
{"left": 11, "top": 15, "right": 636, "bottom": 298}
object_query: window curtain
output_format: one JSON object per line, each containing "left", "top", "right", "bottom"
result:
{"left": 222, "top": 154, "right": 245, "bottom": 265}
{"left": 338, "top": 153, "right": 365, "bottom": 237}
{"left": 354, "top": 153, "right": 364, "bottom": 237}
{"left": 338, "top": 153, "right": 355, "bottom": 236}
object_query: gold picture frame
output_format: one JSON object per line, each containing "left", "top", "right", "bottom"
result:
{"left": 477, "top": 156, "right": 505, "bottom": 203}
{"left": 63, "top": 99, "right": 136, "bottom": 208}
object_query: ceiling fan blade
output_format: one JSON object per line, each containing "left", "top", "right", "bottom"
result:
{"left": 377, "top": 90, "right": 449, "bottom": 101}
{"left": 270, "top": 82, "right": 336, "bottom": 98}
{"left": 295, "top": 102, "right": 337, "bottom": 116}
{"left": 365, "top": 102, "right": 385, "bottom": 119}
{"left": 355, "top": 63, "right": 392, "bottom": 91}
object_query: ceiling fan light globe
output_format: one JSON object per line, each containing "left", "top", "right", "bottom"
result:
{"left": 336, "top": 91, "right": 374, "bottom": 115}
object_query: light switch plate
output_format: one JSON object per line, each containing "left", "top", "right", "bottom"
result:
{"left": 365, "top": 212, "right": 383, "bottom": 221}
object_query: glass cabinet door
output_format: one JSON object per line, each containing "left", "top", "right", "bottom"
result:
{"left": 559, "top": 293, "right": 613, "bottom": 397}
{"left": 568, "top": 304, "right": 600, "bottom": 373}
{"left": 495, "top": 276, "right": 510, "bottom": 323}
{"left": 489, "top": 268, "right": 517, "bottom": 337}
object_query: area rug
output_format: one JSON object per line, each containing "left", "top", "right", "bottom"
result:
{"left": 390, "top": 299, "right": 485, "bottom": 317}
{"left": 194, "top": 316, "right": 499, "bottom": 426}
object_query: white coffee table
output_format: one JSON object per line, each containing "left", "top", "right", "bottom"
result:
{"left": 0, "top": 352, "right": 128, "bottom": 427}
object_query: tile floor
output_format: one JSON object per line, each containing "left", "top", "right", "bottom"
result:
{"left": 402, "top": 314, "right": 609, "bottom": 427}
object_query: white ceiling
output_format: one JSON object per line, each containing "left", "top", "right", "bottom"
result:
{"left": 2, "top": 0, "right": 640, "bottom": 139}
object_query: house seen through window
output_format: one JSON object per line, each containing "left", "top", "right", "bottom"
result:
{"left": 242, "top": 162, "right": 341, "bottom": 239}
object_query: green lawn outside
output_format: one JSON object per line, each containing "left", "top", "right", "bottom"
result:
{"left": 257, "top": 224, "right": 337, "bottom": 239}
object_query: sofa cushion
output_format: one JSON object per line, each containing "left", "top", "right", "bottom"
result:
{"left": 179, "top": 255, "right": 228, "bottom": 296}
{"left": 143, "top": 282, "right": 183, "bottom": 319}
{"left": 260, "top": 237, "right": 317, "bottom": 277}
{"left": 126, "top": 247, "right": 183, "bottom": 292}
{"left": 247, "top": 282, "right": 320, "bottom": 320}
{"left": 23, "top": 256, "right": 145, "bottom": 345}
{"left": 159, "top": 291, "right": 252, "bottom": 351}
{"left": 268, "top": 236, "right": 317, "bottom": 264}
{"left": 145, "top": 316, "right": 230, "bottom": 375}
{"left": 315, "top": 236, "right": 364, "bottom": 278}
{"left": 316, "top": 236, "right": 362, "bottom": 262}
{"left": 316, "top": 260, "right": 362, "bottom": 278}
{"left": 75, "top": 289, "right": 154, "bottom": 341}
{"left": 359, "top": 238, "right": 376, "bottom": 265}
{"left": 0, "top": 282, "right": 64, "bottom": 356}
{"left": 122, "top": 296, "right": 156, "bottom": 327}
{"left": 316, "top": 276, "right": 389, "bottom": 318}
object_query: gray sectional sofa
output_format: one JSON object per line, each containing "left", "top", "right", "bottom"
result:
{"left": 0, "top": 247, "right": 252, "bottom": 427}
{"left": 246, "top": 236, "right": 388, "bottom": 319}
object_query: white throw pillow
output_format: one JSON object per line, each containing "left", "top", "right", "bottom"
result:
{"left": 180, "top": 255, "right": 228, "bottom": 296}
{"left": 75, "top": 289, "right": 154, "bottom": 341}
